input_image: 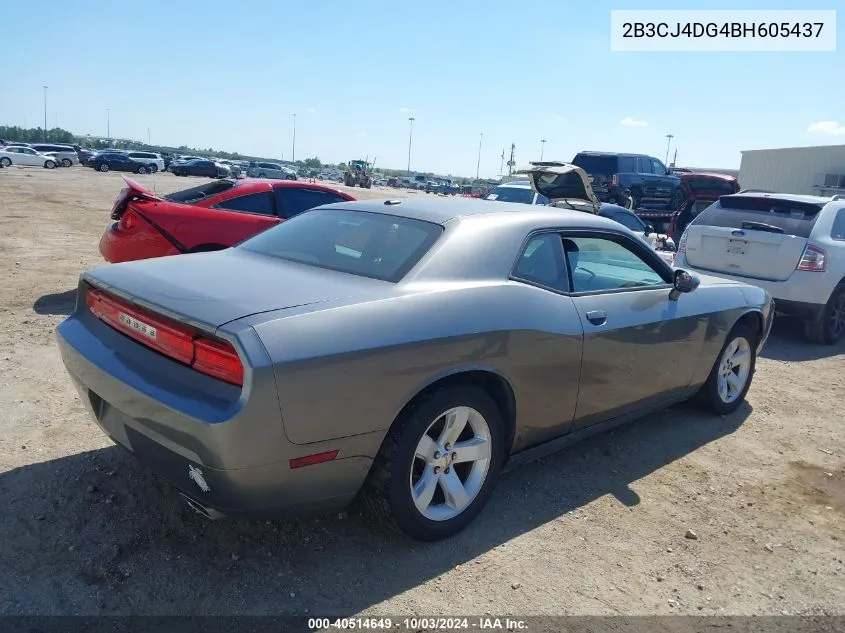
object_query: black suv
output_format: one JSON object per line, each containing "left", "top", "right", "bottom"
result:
{"left": 572, "top": 151, "right": 683, "bottom": 211}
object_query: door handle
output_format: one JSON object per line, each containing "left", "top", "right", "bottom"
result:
{"left": 585, "top": 310, "right": 607, "bottom": 326}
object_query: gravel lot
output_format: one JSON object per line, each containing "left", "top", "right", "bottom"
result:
{"left": 0, "top": 166, "right": 843, "bottom": 616}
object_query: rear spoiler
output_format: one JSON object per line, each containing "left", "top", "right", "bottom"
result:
{"left": 110, "top": 176, "right": 161, "bottom": 220}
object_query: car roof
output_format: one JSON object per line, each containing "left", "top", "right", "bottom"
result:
{"left": 575, "top": 151, "right": 654, "bottom": 158}
{"left": 679, "top": 171, "right": 737, "bottom": 181}
{"left": 321, "top": 198, "right": 624, "bottom": 230}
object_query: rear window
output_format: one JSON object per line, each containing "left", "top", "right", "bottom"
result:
{"left": 683, "top": 176, "right": 738, "bottom": 195}
{"left": 239, "top": 209, "right": 443, "bottom": 282}
{"left": 485, "top": 186, "right": 535, "bottom": 204}
{"left": 163, "top": 180, "right": 239, "bottom": 203}
{"left": 572, "top": 154, "right": 618, "bottom": 176}
{"left": 690, "top": 195, "right": 825, "bottom": 239}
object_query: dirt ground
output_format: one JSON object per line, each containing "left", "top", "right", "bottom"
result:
{"left": 0, "top": 165, "right": 843, "bottom": 617}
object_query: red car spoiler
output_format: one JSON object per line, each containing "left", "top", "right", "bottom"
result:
{"left": 110, "top": 177, "right": 161, "bottom": 220}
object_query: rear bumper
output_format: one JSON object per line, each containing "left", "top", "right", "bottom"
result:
{"left": 56, "top": 309, "right": 373, "bottom": 519}
{"left": 676, "top": 258, "right": 832, "bottom": 308}
{"left": 98, "top": 221, "right": 176, "bottom": 263}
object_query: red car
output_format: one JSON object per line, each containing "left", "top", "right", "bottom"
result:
{"left": 669, "top": 171, "right": 740, "bottom": 240}
{"left": 99, "top": 178, "right": 355, "bottom": 263}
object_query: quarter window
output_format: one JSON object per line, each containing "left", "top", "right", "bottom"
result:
{"left": 832, "top": 209, "right": 845, "bottom": 241}
{"left": 618, "top": 157, "right": 636, "bottom": 173}
{"left": 513, "top": 233, "right": 568, "bottom": 292}
{"left": 562, "top": 236, "right": 667, "bottom": 293}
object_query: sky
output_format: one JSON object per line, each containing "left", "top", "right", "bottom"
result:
{"left": 0, "top": 1, "right": 842, "bottom": 178}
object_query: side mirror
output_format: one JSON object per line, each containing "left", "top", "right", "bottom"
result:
{"left": 644, "top": 223, "right": 655, "bottom": 237}
{"left": 669, "top": 269, "right": 700, "bottom": 301}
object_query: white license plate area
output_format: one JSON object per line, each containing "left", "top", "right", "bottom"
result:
{"left": 726, "top": 239, "right": 747, "bottom": 255}
{"left": 119, "top": 312, "right": 157, "bottom": 340}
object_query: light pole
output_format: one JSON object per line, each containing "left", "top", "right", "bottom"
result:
{"left": 665, "top": 134, "right": 674, "bottom": 165}
{"left": 475, "top": 132, "right": 483, "bottom": 181}
{"left": 407, "top": 117, "right": 415, "bottom": 175}
{"left": 291, "top": 113, "right": 297, "bottom": 163}
{"left": 540, "top": 139, "right": 546, "bottom": 161}
{"left": 106, "top": 109, "right": 111, "bottom": 139}
{"left": 42, "top": 85, "right": 48, "bottom": 139}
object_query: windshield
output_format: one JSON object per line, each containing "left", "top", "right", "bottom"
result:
{"left": 239, "top": 209, "right": 443, "bottom": 282}
{"left": 163, "top": 180, "right": 239, "bottom": 203}
{"left": 690, "top": 195, "right": 825, "bottom": 238}
{"left": 485, "top": 186, "right": 536, "bottom": 204}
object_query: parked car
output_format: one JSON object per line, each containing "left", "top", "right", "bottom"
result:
{"left": 58, "top": 197, "right": 773, "bottom": 540}
{"left": 126, "top": 151, "right": 165, "bottom": 173}
{"left": 98, "top": 177, "right": 355, "bottom": 263}
{"left": 78, "top": 148, "right": 97, "bottom": 165}
{"left": 88, "top": 152, "right": 153, "bottom": 174}
{"left": 484, "top": 181, "right": 550, "bottom": 205}
{"left": 571, "top": 151, "right": 684, "bottom": 211}
{"left": 217, "top": 160, "right": 242, "bottom": 178}
{"left": 676, "top": 192, "right": 845, "bottom": 345}
{"left": 246, "top": 162, "right": 296, "bottom": 180}
{"left": 0, "top": 146, "right": 58, "bottom": 169}
{"left": 168, "top": 155, "right": 204, "bottom": 172}
{"left": 29, "top": 144, "right": 79, "bottom": 167}
{"left": 669, "top": 172, "right": 741, "bottom": 241}
{"left": 171, "top": 158, "right": 230, "bottom": 178}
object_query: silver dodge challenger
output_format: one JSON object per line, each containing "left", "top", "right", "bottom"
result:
{"left": 57, "top": 198, "right": 774, "bottom": 540}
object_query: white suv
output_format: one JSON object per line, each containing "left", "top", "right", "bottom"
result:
{"left": 675, "top": 192, "right": 845, "bottom": 344}
{"left": 126, "top": 151, "right": 164, "bottom": 173}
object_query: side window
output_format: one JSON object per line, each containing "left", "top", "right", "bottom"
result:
{"left": 512, "top": 233, "right": 568, "bottom": 292}
{"left": 612, "top": 212, "right": 645, "bottom": 232}
{"left": 618, "top": 156, "right": 636, "bottom": 173}
{"left": 636, "top": 157, "right": 651, "bottom": 173}
{"left": 274, "top": 188, "right": 349, "bottom": 220}
{"left": 214, "top": 192, "right": 274, "bottom": 216}
{"left": 23, "top": 148, "right": 36, "bottom": 155}
{"left": 832, "top": 209, "right": 845, "bottom": 241}
{"left": 562, "top": 235, "right": 667, "bottom": 293}
{"left": 651, "top": 159, "right": 667, "bottom": 175}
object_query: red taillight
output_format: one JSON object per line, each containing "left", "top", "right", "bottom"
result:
{"left": 86, "top": 288, "right": 243, "bottom": 386}
{"left": 289, "top": 450, "right": 339, "bottom": 470}
{"left": 193, "top": 338, "right": 244, "bottom": 386}
{"left": 796, "top": 244, "right": 826, "bottom": 272}
{"left": 677, "top": 230, "right": 688, "bottom": 254}
{"left": 119, "top": 210, "right": 138, "bottom": 230}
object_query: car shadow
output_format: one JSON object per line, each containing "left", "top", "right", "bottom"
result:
{"left": 33, "top": 289, "right": 77, "bottom": 316}
{"left": 760, "top": 317, "right": 845, "bottom": 362}
{"left": 0, "top": 402, "right": 750, "bottom": 615}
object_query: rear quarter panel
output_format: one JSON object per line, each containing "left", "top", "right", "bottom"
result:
{"left": 247, "top": 283, "right": 585, "bottom": 451}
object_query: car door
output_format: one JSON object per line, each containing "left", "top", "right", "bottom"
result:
{"left": 561, "top": 230, "right": 707, "bottom": 430}
{"left": 25, "top": 148, "right": 47, "bottom": 166}
{"left": 650, "top": 158, "right": 674, "bottom": 202}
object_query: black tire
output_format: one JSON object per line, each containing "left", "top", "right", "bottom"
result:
{"left": 804, "top": 285, "right": 845, "bottom": 345}
{"left": 695, "top": 322, "right": 758, "bottom": 415}
{"left": 362, "top": 385, "right": 506, "bottom": 541}
{"left": 137, "top": 165, "right": 148, "bottom": 175}
{"left": 629, "top": 188, "right": 642, "bottom": 210}
{"left": 99, "top": 164, "right": 109, "bottom": 173}
{"left": 149, "top": 164, "right": 158, "bottom": 173}
{"left": 0, "top": 157, "right": 11, "bottom": 167}
{"left": 61, "top": 158, "right": 72, "bottom": 168}
{"left": 44, "top": 160, "right": 56, "bottom": 169}
{"left": 258, "top": 173, "right": 266, "bottom": 178}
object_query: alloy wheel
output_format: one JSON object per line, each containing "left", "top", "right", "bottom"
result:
{"left": 716, "top": 336, "right": 751, "bottom": 404}
{"left": 829, "top": 293, "right": 845, "bottom": 340}
{"left": 409, "top": 406, "right": 492, "bottom": 521}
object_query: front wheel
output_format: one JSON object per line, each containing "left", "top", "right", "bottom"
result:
{"left": 61, "top": 158, "right": 72, "bottom": 168}
{"left": 362, "top": 385, "right": 505, "bottom": 541}
{"left": 695, "top": 322, "right": 757, "bottom": 415}
{"left": 0, "top": 157, "right": 11, "bottom": 167}
{"left": 99, "top": 164, "right": 109, "bottom": 172}
{"left": 44, "top": 160, "right": 56, "bottom": 169}
{"left": 805, "top": 286, "right": 845, "bottom": 345}
{"left": 669, "top": 187, "right": 685, "bottom": 211}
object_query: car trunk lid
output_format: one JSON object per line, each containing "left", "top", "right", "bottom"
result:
{"left": 83, "top": 248, "right": 385, "bottom": 329}
{"left": 519, "top": 162, "right": 601, "bottom": 212}
{"left": 680, "top": 173, "right": 740, "bottom": 200}
{"left": 683, "top": 195, "right": 824, "bottom": 281}
{"left": 110, "top": 177, "right": 162, "bottom": 220}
